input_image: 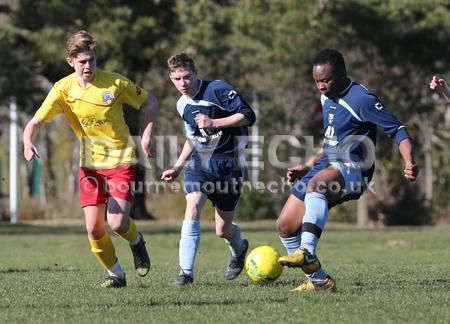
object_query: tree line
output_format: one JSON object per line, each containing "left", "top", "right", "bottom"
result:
{"left": 1, "top": 0, "right": 449, "bottom": 224}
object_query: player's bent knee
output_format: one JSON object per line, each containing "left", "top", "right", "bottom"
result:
{"left": 108, "top": 217, "right": 127, "bottom": 233}
{"left": 86, "top": 227, "right": 105, "bottom": 240}
{"left": 185, "top": 199, "right": 204, "bottom": 219}
{"left": 109, "top": 224, "right": 124, "bottom": 233}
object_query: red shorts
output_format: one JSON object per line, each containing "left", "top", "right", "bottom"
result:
{"left": 79, "top": 164, "right": 135, "bottom": 208}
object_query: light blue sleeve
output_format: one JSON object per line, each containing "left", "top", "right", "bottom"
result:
{"left": 184, "top": 121, "right": 195, "bottom": 139}
{"left": 176, "top": 97, "right": 195, "bottom": 139}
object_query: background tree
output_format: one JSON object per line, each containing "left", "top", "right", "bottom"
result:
{"left": 8, "top": 0, "right": 179, "bottom": 219}
{"left": 2, "top": 0, "right": 449, "bottom": 224}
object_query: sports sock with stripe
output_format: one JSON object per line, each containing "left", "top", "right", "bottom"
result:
{"left": 300, "top": 192, "right": 329, "bottom": 256}
{"left": 279, "top": 233, "right": 301, "bottom": 254}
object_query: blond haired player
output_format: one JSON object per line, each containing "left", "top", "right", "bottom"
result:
{"left": 23, "top": 30, "right": 158, "bottom": 288}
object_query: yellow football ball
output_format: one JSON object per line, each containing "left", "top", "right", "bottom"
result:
{"left": 245, "top": 245, "right": 283, "bottom": 284}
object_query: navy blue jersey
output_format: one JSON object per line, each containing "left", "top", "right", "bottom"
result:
{"left": 176, "top": 80, "right": 255, "bottom": 157}
{"left": 321, "top": 80, "right": 410, "bottom": 180}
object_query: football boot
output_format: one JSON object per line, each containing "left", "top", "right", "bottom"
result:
{"left": 291, "top": 275, "right": 336, "bottom": 293}
{"left": 224, "top": 239, "right": 249, "bottom": 280}
{"left": 130, "top": 233, "right": 151, "bottom": 277}
{"left": 173, "top": 272, "right": 194, "bottom": 287}
{"left": 278, "top": 247, "right": 321, "bottom": 273}
{"left": 101, "top": 275, "right": 127, "bottom": 288}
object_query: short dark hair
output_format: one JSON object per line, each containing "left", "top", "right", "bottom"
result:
{"left": 312, "top": 48, "right": 346, "bottom": 76}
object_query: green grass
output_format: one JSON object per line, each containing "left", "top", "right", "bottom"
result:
{"left": 1, "top": 221, "right": 450, "bottom": 323}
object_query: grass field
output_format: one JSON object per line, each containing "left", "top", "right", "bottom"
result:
{"left": 1, "top": 220, "right": 450, "bottom": 323}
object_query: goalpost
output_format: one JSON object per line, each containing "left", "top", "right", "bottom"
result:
{"left": 9, "top": 98, "right": 18, "bottom": 224}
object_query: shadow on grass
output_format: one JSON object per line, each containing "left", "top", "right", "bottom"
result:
{"left": 198, "top": 278, "right": 299, "bottom": 288}
{"left": 17, "top": 296, "right": 289, "bottom": 309}
{"left": 141, "top": 296, "right": 289, "bottom": 307}
{"left": 0, "top": 222, "right": 279, "bottom": 236}
{"left": 0, "top": 266, "right": 80, "bottom": 274}
{"left": 0, "top": 223, "right": 88, "bottom": 236}
{"left": 350, "top": 278, "right": 450, "bottom": 292}
{"left": 0, "top": 268, "right": 30, "bottom": 274}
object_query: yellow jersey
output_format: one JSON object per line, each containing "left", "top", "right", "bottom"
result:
{"left": 35, "top": 69, "right": 148, "bottom": 169}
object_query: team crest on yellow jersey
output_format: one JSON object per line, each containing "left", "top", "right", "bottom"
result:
{"left": 102, "top": 91, "right": 115, "bottom": 103}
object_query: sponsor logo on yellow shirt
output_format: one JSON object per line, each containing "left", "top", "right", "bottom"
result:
{"left": 81, "top": 117, "right": 111, "bottom": 128}
{"left": 102, "top": 91, "right": 115, "bottom": 103}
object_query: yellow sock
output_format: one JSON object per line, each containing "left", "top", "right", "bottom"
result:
{"left": 89, "top": 233, "right": 118, "bottom": 269}
{"left": 116, "top": 218, "right": 138, "bottom": 243}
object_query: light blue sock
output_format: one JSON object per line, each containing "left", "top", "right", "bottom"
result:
{"left": 306, "top": 267, "right": 328, "bottom": 282}
{"left": 279, "top": 234, "right": 301, "bottom": 254}
{"left": 179, "top": 219, "right": 200, "bottom": 279}
{"left": 225, "top": 223, "right": 245, "bottom": 257}
{"left": 300, "top": 192, "right": 329, "bottom": 256}
{"left": 300, "top": 192, "right": 329, "bottom": 282}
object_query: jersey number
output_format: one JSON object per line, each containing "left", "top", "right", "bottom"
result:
{"left": 325, "top": 125, "right": 335, "bottom": 138}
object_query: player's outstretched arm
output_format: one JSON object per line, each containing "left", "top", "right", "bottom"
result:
{"left": 23, "top": 116, "right": 43, "bottom": 162}
{"left": 161, "top": 139, "right": 194, "bottom": 182}
{"left": 429, "top": 76, "right": 450, "bottom": 102}
{"left": 141, "top": 93, "right": 159, "bottom": 158}
{"left": 286, "top": 149, "right": 323, "bottom": 185}
{"left": 398, "top": 138, "right": 419, "bottom": 182}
